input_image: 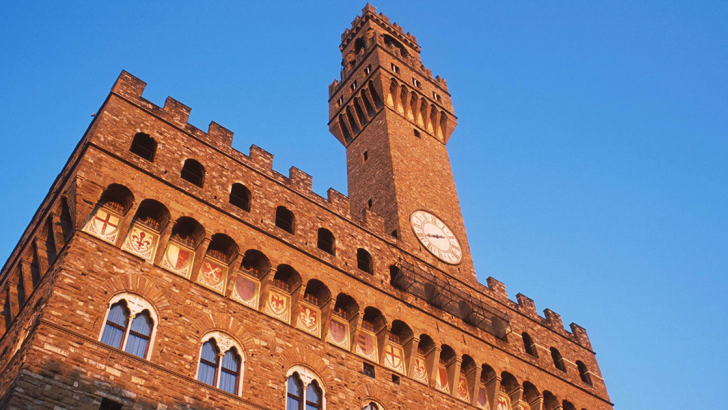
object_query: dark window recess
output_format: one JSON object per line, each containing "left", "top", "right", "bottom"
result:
{"left": 363, "top": 362, "right": 375, "bottom": 378}
{"left": 551, "top": 347, "right": 566, "bottom": 372}
{"left": 522, "top": 332, "right": 537, "bottom": 357}
{"left": 275, "top": 206, "right": 295, "bottom": 234}
{"left": 180, "top": 159, "right": 205, "bottom": 187}
{"left": 229, "top": 183, "right": 251, "bottom": 212}
{"left": 317, "top": 228, "right": 335, "bottom": 255}
{"left": 357, "top": 248, "right": 373, "bottom": 274}
{"left": 391, "top": 374, "right": 401, "bottom": 384}
{"left": 365, "top": 64, "right": 372, "bottom": 74}
{"left": 99, "top": 398, "right": 123, "bottom": 410}
{"left": 362, "top": 151, "right": 368, "bottom": 162}
{"left": 413, "top": 128, "right": 421, "bottom": 138}
{"left": 390, "top": 230, "right": 398, "bottom": 239}
{"left": 391, "top": 63, "right": 399, "bottom": 73}
{"left": 129, "top": 133, "right": 156, "bottom": 162}
{"left": 367, "top": 199, "right": 373, "bottom": 209}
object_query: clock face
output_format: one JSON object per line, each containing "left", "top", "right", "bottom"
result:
{"left": 410, "top": 210, "right": 463, "bottom": 264}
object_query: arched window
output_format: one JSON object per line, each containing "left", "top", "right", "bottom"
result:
{"left": 551, "top": 347, "right": 566, "bottom": 372}
{"left": 286, "top": 366, "right": 325, "bottom": 410}
{"left": 276, "top": 206, "right": 295, "bottom": 234}
{"left": 229, "top": 183, "right": 251, "bottom": 212}
{"left": 522, "top": 332, "right": 537, "bottom": 357}
{"left": 181, "top": 159, "right": 205, "bottom": 187}
{"left": 196, "top": 332, "right": 244, "bottom": 395}
{"left": 576, "top": 360, "right": 592, "bottom": 385}
{"left": 98, "top": 294, "right": 157, "bottom": 359}
{"left": 364, "top": 402, "right": 380, "bottom": 410}
{"left": 317, "top": 228, "right": 335, "bottom": 255}
{"left": 357, "top": 249, "right": 372, "bottom": 274}
{"left": 129, "top": 133, "right": 157, "bottom": 162}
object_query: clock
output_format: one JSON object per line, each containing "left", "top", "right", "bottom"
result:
{"left": 410, "top": 210, "right": 463, "bottom": 264}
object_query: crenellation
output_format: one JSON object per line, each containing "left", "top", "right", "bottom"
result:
{"left": 516, "top": 293, "right": 538, "bottom": 318}
{"left": 544, "top": 309, "right": 566, "bottom": 335}
{"left": 162, "top": 97, "right": 191, "bottom": 127}
{"left": 569, "top": 323, "right": 593, "bottom": 351}
{"left": 486, "top": 277, "right": 509, "bottom": 303}
{"left": 287, "top": 166, "right": 313, "bottom": 194}
{"left": 111, "top": 70, "right": 147, "bottom": 100}
{"left": 248, "top": 144, "right": 274, "bottom": 172}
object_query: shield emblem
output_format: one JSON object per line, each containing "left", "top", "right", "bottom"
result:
{"left": 265, "top": 290, "right": 291, "bottom": 323}
{"left": 356, "top": 330, "right": 378, "bottom": 362}
{"left": 436, "top": 365, "right": 449, "bottom": 391}
{"left": 413, "top": 356, "right": 428, "bottom": 383}
{"left": 297, "top": 304, "right": 319, "bottom": 336}
{"left": 383, "top": 344, "right": 404, "bottom": 373}
{"left": 162, "top": 242, "right": 194, "bottom": 278}
{"left": 235, "top": 275, "right": 257, "bottom": 302}
{"left": 326, "top": 317, "right": 349, "bottom": 349}
{"left": 84, "top": 208, "right": 121, "bottom": 243}
{"left": 497, "top": 396, "right": 509, "bottom": 410}
{"left": 197, "top": 258, "right": 226, "bottom": 292}
{"left": 122, "top": 225, "right": 158, "bottom": 261}
{"left": 477, "top": 386, "right": 489, "bottom": 409}
{"left": 457, "top": 375, "right": 469, "bottom": 400}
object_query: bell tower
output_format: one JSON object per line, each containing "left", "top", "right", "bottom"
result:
{"left": 329, "top": 5, "right": 476, "bottom": 281}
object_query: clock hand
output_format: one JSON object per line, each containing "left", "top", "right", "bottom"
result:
{"left": 426, "top": 233, "right": 446, "bottom": 239}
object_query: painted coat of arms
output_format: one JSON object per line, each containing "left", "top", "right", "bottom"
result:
{"left": 231, "top": 274, "right": 260, "bottom": 310}
{"left": 412, "top": 355, "right": 429, "bottom": 384}
{"left": 196, "top": 257, "right": 227, "bottom": 293}
{"left": 326, "top": 317, "right": 350, "bottom": 350}
{"left": 383, "top": 343, "right": 405, "bottom": 374}
{"left": 83, "top": 208, "right": 121, "bottom": 244}
{"left": 265, "top": 289, "right": 291, "bottom": 323}
{"left": 476, "top": 385, "right": 490, "bottom": 409}
{"left": 122, "top": 225, "right": 159, "bottom": 261}
{"left": 161, "top": 241, "right": 195, "bottom": 278}
{"left": 435, "top": 365, "right": 450, "bottom": 392}
{"left": 355, "top": 329, "right": 379, "bottom": 363}
{"left": 496, "top": 396, "right": 510, "bottom": 410}
{"left": 296, "top": 303, "right": 320, "bottom": 337}
{"left": 456, "top": 374, "right": 470, "bottom": 401}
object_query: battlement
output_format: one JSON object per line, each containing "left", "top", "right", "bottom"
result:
{"left": 105, "top": 70, "right": 590, "bottom": 349}
{"left": 341, "top": 4, "right": 420, "bottom": 54}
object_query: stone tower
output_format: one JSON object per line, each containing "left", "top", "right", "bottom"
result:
{"left": 329, "top": 4, "right": 475, "bottom": 283}
{"left": 0, "top": 5, "right": 613, "bottom": 410}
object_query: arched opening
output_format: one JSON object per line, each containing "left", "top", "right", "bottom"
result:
{"left": 383, "top": 34, "right": 409, "bottom": 58}
{"left": 206, "top": 233, "right": 239, "bottom": 264}
{"left": 543, "top": 391, "right": 560, "bottom": 410}
{"left": 44, "top": 218, "right": 57, "bottom": 264}
{"left": 501, "top": 372, "right": 520, "bottom": 404}
{"left": 99, "top": 183, "right": 134, "bottom": 215}
{"left": 522, "top": 332, "right": 537, "bottom": 357}
{"left": 181, "top": 159, "right": 205, "bottom": 187}
{"left": 345, "top": 106, "right": 361, "bottom": 134}
{"left": 123, "top": 199, "right": 170, "bottom": 261}
{"left": 418, "top": 334, "right": 435, "bottom": 356}
{"left": 389, "top": 320, "right": 413, "bottom": 345}
{"left": 129, "top": 132, "right": 157, "bottom": 162}
{"left": 550, "top": 347, "right": 566, "bottom": 372}
{"left": 362, "top": 306, "right": 386, "bottom": 333}
{"left": 576, "top": 360, "right": 592, "bottom": 385}
{"left": 367, "top": 81, "right": 383, "bottom": 109}
{"left": 562, "top": 400, "right": 577, "bottom": 410}
{"left": 132, "top": 199, "right": 170, "bottom": 232}
{"left": 361, "top": 89, "right": 376, "bottom": 118}
{"left": 272, "top": 265, "right": 302, "bottom": 294}
{"left": 275, "top": 206, "right": 295, "bottom": 234}
{"left": 229, "top": 183, "right": 251, "bottom": 212}
{"left": 169, "top": 217, "right": 205, "bottom": 249}
{"left": 60, "top": 197, "right": 74, "bottom": 241}
{"left": 338, "top": 114, "right": 353, "bottom": 144}
{"left": 354, "top": 37, "right": 366, "bottom": 55}
{"left": 240, "top": 249, "right": 271, "bottom": 278}
{"left": 458, "top": 354, "right": 477, "bottom": 401}
{"left": 356, "top": 249, "right": 372, "bottom": 274}
{"left": 333, "top": 293, "right": 359, "bottom": 321}
{"left": 302, "top": 279, "right": 331, "bottom": 308}
{"left": 353, "top": 98, "right": 368, "bottom": 126}
{"left": 389, "top": 265, "right": 405, "bottom": 289}
{"left": 317, "top": 228, "right": 335, "bottom": 255}
{"left": 523, "top": 381, "right": 541, "bottom": 408}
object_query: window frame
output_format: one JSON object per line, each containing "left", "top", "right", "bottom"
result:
{"left": 196, "top": 331, "right": 245, "bottom": 396}
{"left": 98, "top": 293, "right": 159, "bottom": 360}
{"left": 286, "top": 366, "right": 326, "bottom": 410}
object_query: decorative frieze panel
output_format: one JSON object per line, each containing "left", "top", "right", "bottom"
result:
{"left": 326, "top": 315, "right": 350, "bottom": 350}
{"left": 231, "top": 273, "right": 260, "bottom": 310}
{"left": 83, "top": 206, "right": 122, "bottom": 244}
{"left": 196, "top": 257, "right": 228, "bottom": 294}
{"left": 264, "top": 288, "right": 291, "bottom": 324}
{"left": 412, "top": 354, "right": 429, "bottom": 384}
{"left": 382, "top": 342, "right": 405, "bottom": 374}
{"left": 161, "top": 241, "right": 195, "bottom": 279}
{"left": 122, "top": 224, "right": 159, "bottom": 262}
{"left": 435, "top": 364, "right": 450, "bottom": 393}
{"left": 455, "top": 373, "right": 470, "bottom": 402}
{"left": 355, "top": 328, "right": 379, "bottom": 363}
{"left": 296, "top": 301, "right": 321, "bottom": 337}
{"left": 476, "top": 384, "right": 490, "bottom": 409}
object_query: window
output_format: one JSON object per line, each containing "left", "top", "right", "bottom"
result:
{"left": 365, "top": 64, "right": 372, "bottom": 75}
{"left": 522, "top": 332, "right": 537, "bottom": 357}
{"left": 229, "top": 183, "right": 251, "bottom": 212}
{"left": 337, "top": 96, "right": 344, "bottom": 107}
{"left": 391, "top": 374, "right": 400, "bottom": 384}
{"left": 364, "top": 403, "right": 380, "bottom": 410}
{"left": 129, "top": 132, "right": 156, "bottom": 162}
{"left": 99, "top": 294, "right": 157, "bottom": 360}
{"left": 363, "top": 362, "right": 375, "bottom": 378}
{"left": 433, "top": 92, "right": 441, "bottom": 102}
{"left": 350, "top": 81, "right": 358, "bottom": 91}
{"left": 99, "top": 398, "right": 123, "bottom": 410}
{"left": 362, "top": 150, "right": 368, "bottom": 162}
{"left": 181, "top": 159, "right": 205, "bottom": 187}
{"left": 196, "top": 332, "right": 244, "bottom": 395}
{"left": 390, "top": 230, "right": 398, "bottom": 239}
{"left": 576, "top": 361, "right": 592, "bottom": 385}
{"left": 366, "top": 199, "right": 372, "bottom": 209}
{"left": 286, "top": 367, "right": 325, "bottom": 410}
{"left": 276, "top": 206, "right": 295, "bottom": 234}
{"left": 317, "top": 228, "right": 335, "bottom": 255}
{"left": 551, "top": 347, "right": 566, "bottom": 372}
{"left": 412, "top": 78, "right": 421, "bottom": 88}
{"left": 413, "top": 128, "right": 421, "bottom": 138}
{"left": 391, "top": 63, "right": 399, "bottom": 73}
{"left": 356, "top": 249, "right": 372, "bottom": 274}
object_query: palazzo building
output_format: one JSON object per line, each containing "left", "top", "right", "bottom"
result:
{"left": 0, "top": 5, "right": 613, "bottom": 410}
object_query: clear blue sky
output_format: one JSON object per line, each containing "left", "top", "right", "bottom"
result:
{"left": 1, "top": 2, "right": 726, "bottom": 409}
